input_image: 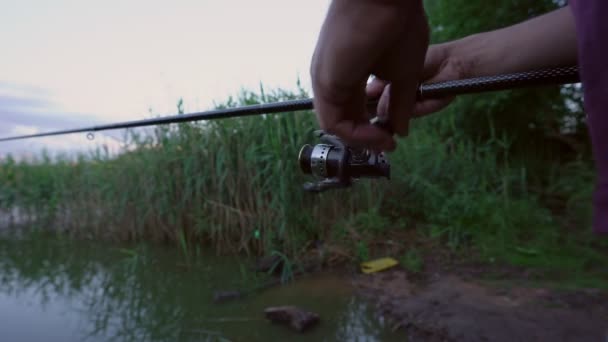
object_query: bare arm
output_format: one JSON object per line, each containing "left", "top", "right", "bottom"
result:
{"left": 412, "top": 6, "right": 578, "bottom": 116}
{"left": 447, "top": 6, "right": 577, "bottom": 77}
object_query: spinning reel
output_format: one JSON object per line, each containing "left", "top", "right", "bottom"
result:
{"left": 297, "top": 120, "right": 392, "bottom": 193}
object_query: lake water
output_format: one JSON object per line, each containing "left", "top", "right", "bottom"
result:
{"left": 0, "top": 230, "right": 403, "bottom": 341}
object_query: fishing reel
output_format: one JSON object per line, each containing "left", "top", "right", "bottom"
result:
{"left": 298, "top": 121, "right": 391, "bottom": 193}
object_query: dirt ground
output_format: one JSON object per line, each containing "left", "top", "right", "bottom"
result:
{"left": 352, "top": 265, "right": 608, "bottom": 342}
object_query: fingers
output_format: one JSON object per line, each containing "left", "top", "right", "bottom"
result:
{"left": 331, "top": 120, "right": 396, "bottom": 152}
{"left": 408, "top": 44, "right": 463, "bottom": 117}
{"left": 366, "top": 77, "right": 419, "bottom": 136}
{"left": 313, "top": 84, "right": 396, "bottom": 151}
{"left": 365, "top": 78, "right": 388, "bottom": 99}
{"left": 370, "top": 16, "right": 428, "bottom": 137}
{"left": 326, "top": 44, "right": 460, "bottom": 145}
{"left": 364, "top": 62, "right": 457, "bottom": 131}
{"left": 386, "top": 79, "right": 419, "bottom": 136}
{"left": 365, "top": 79, "right": 419, "bottom": 137}
{"left": 365, "top": 78, "right": 388, "bottom": 118}
{"left": 412, "top": 97, "right": 455, "bottom": 117}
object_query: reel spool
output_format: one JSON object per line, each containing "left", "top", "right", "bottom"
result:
{"left": 298, "top": 128, "right": 390, "bottom": 193}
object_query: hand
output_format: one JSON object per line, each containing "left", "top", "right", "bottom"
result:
{"left": 367, "top": 42, "right": 472, "bottom": 122}
{"left": 413, "top": 43, "right": 472, "bottom": 117}
{"left": 310, "top": 0, "right": 429, "bottom": 152}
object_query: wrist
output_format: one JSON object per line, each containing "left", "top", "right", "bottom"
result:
{"left": 426, "top": 37, "right": 479, "bottom": 82}
{"left": 444, "top": 33, "right": 498, "bottom": 79}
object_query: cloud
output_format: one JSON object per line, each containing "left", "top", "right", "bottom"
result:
{"left": 0, "top": 108, "right": 101, "bottom": 135}
{"left": 0, "top": 82, "right": 125, "bottom": 158}
{"left": 0, "top": 81, "right": 207, "bottom": 160}
{"left": 0, "top": 87, "right": 98, "bottom": 134}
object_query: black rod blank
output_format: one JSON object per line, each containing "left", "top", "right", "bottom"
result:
{"left": 0, "top": 65, "right": 580, "bottom": 142}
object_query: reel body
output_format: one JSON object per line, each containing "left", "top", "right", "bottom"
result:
{"left": 298, "top": 130, "right": 390, "bottom": 192}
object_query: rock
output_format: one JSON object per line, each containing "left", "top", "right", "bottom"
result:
{"left": 264, "top": 306, "right": 320, "bottom": 332}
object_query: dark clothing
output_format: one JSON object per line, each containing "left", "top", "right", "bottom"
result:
{"left": 569, "top": 1, "right": 608, "bottom": 234}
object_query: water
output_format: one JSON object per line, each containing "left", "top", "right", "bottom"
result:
{"left": 0, "top": 230, "right": 402, "bottom": 342}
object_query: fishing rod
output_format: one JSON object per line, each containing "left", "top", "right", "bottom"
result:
{"left": 0, "top": 65, "right": 579, "bottom": 142}
{"left": 0, "top": 65, "right": 580, "bottom": 192}
{"left": 299, "top": 65, "right": 581, "bottom": 192}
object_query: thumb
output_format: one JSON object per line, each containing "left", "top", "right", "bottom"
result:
{"left": 413, "top": 97, "right": 455, "bottom": 117}
{"left": 412, "top": 57, "right": 463, "bottom": 117}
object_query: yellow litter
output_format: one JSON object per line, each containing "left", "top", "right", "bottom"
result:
{"left": 360, "top": 257, "right": 399, "bottom": 274}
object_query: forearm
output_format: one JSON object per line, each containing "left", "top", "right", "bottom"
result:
{"left": 445, "top": 6, "right": 577, "bottom": 77}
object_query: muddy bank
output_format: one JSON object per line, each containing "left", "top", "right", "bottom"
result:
{"left": 353, "top": 268, "right": 608, "bottom": 341}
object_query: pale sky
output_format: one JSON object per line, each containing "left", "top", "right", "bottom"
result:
{"left": 1, "top": 0, "right": 329, "bottom": 157}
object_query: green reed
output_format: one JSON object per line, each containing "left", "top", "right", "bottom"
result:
{"left": 1, "top": 84, "right": 606, "bottom": 278}
{"left": 0, "top": 86, "right": 382, "bottom": 258}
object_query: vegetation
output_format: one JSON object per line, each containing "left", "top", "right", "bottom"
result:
{"left": 0, "top": 87, "right": 383, "bottom": 257}
{"left": 0, "top": 0, "right": 606, "bottom": 287}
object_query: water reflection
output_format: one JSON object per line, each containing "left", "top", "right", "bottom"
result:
{"left": 0, "top": 232, "right": 402, "bottom": 341}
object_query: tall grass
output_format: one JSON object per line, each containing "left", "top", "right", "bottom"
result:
{"left": 0, "top": 86, "right": 382, "bottom": 258}
{"left": 0, "top": 84, "right": 605, "bottom": 276}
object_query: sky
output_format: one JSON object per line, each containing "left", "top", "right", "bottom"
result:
{"left": 0, "top": 0, "right": 330, "bottom": 158}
